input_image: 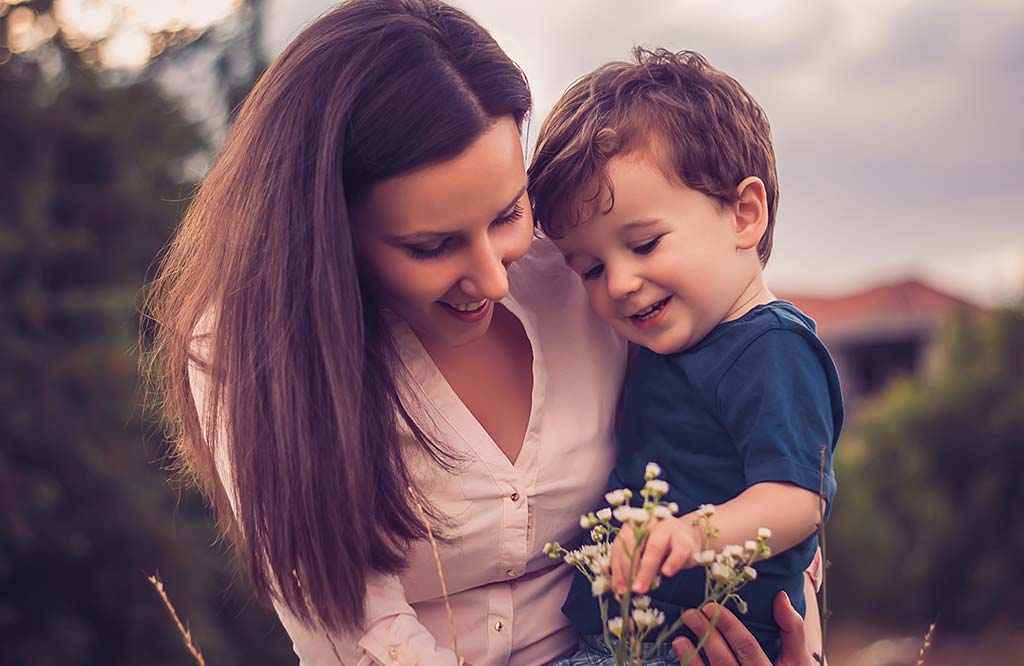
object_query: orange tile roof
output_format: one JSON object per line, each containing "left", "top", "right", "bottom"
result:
{"left": 777, "top": 279, "right": 986, "bottom": 340}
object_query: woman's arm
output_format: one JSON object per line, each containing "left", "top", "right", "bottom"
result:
{"left": 189, "top": 360, "right": 461, "bottom": 666}
{"left": 274, "top": 573, "right": 463, "bottom": 666}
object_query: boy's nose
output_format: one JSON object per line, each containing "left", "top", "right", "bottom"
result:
{"left": 605, "top": 265, "right": 642, "bottom": 300}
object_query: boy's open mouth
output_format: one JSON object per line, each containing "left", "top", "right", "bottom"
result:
{"left": 630, "top": 297, "right": 671, "bottom": 322}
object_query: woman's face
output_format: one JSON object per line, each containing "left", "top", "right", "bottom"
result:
{"left": 353, "top": 116, "right": 534, "bottom": 349}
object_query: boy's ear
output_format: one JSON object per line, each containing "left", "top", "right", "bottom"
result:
{"left": 731, "top": 176, "right": 768, "bottom": 251}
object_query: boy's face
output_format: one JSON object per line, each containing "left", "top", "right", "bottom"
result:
{"left": 551, "top": 151, "right": 761, "bottom": 354}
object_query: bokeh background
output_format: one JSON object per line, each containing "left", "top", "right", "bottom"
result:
{"left": 2, "top": 1, "right": 1022, "bottom": 664}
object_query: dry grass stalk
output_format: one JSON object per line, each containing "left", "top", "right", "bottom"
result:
{"left": 291, "top": 568, "right": 346, "bottom": 665}
{"left": 815, "top": 445, "right": 829, "bottom": 665}
{"left": 915, "top": 620, "right": 937, "bottom": 666}
{"left": 146, "top": 573, "right": 207, "bottom": 666}
{"left": 408, "top": 485, "right": 462, "bottom": 663}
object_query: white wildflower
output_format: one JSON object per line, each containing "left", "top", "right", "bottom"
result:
{"left": 605, "top": 489, "right": 629, "bottom": 506}
{"left": 711, "top": 562, "right": 732, "bottom": 581}
{"left": 723, "top": 544, "right": 745, "bottom": 558}
{"left": 743, "top": 566, "right": 758, "bottom": 581}
{"left": 666, "top": 502, "right": 680, "bottom": 515}
{"left": 744, "top": 540, "right": 758, "bottom": 553}
{"left": 580, "top": 514, "right": 596, "bottom": 529}
{"left": 596, "top": 507, "right": 612, "bottom": 522}
{"left": 645, "top": 479, "right": 669, "bottom": 495}
{"left": 757, "top": 527, "right": 772, "bottom": 539}
{"left": 694, "top": 550, "right": 716, "bottom": 565}
{"left": 653, "top": 505, "right": 674, "bottom": 520}
{"left": 633, "top": 595, "right": 652, "bottom": 610}
{"left": 592, "top": 576, "right": 610, "bottom": 596}
{"left": 563, "top": 550, "right": 581, "bottom": 566}
{"left": 698, "top": 504, "right": 716, "bottom": 518}
{"left": 632, "top": 607, "right": 665, "bottom": 630}
{"left": 613, "top": 505, "right": 633, "bottom": 523}
{"left": 645, "top": 462, "right": 662, "bottom": 479}
{"left": 627, "top": 507, "right": 650, "bottom": 524}
{"left": 607, "top": 617, "right": 624, "bottom": 637}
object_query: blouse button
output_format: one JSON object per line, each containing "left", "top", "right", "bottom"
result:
{"left": 510, "top": 491, "right": 520, "bottom": 502}
{"left": 494, "top": 621, "right": 504, "bottom": 632}
{"left": 388, "top": 647, "right": 399, "bottom": 660}
{"left": 506, "top": 568, "right": 517, "bottom": 577}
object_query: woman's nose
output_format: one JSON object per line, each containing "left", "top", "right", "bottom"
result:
{"left": 459, "top": 238, "right": 510, "bottom": 301}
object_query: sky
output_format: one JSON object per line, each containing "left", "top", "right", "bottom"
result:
{"left": 261, "top": 0, "right": 1024, "bottom": 304}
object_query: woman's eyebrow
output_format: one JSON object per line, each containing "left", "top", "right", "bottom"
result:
{"left": 387, "top": 183, "right": 528, "bottom": 243}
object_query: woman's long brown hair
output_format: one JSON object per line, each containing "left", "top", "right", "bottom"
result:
{"left": 141, "top": 0, "right": 530, "bottom": 632}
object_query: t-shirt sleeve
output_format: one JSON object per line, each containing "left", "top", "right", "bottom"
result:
{"left": 715, "top": 328, "right": 838, "bottom": 512}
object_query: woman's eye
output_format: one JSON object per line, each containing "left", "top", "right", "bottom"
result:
{"left": 633, "top": 236, "right": 662, "bottom": 255}
{"left": 407, "top": 239, "right": 451, "bottom": 259}
{"left": 493, "top": 203, "right": 524, "bottom": 226}
{"left": 582, "top": 264, "right": 604, "bottom": 281}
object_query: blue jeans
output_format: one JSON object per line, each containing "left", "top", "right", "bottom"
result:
{"left": 548, "top": 634, "right": 680, "bottom": 666}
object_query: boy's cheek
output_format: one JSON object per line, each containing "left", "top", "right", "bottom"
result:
{"left": 585, "top": 288, "right": 618, "bottom": 324}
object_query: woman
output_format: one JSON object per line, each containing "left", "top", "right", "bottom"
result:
{"left": 144, "top": 1, "right": 823, "bottom": 664}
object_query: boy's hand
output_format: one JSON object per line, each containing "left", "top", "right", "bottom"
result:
{"left": 612, "top": 517, "right": 703, "bottom": 595}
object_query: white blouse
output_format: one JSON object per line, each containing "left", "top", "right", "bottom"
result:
{"left": 198, "top": 238, "right": 627, "bottom": 666}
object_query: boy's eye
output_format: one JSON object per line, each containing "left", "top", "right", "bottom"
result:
{"left": 582, "top": 263, "right": 604, "bottom": 281}
{"left": 633, "top": 236, "right": 662, "bottom": 255}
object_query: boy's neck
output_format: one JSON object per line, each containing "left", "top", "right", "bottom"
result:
{"left": 721, "top": 271, "right": 775, "bottom": 324}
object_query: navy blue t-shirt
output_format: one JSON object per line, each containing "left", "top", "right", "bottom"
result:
{"left": 562, "top": 301, "right": 844, "bottom": 660}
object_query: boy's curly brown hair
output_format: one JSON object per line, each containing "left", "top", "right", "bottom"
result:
{"left": 528, "top": 48, "right": 778, "bottom": 266}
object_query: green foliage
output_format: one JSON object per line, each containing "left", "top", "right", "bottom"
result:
{"left": 828, "top": 304, "right": 1024, "bottom": 630}
{"left": 0, "top": 44, "right": 290, "bottom": 666}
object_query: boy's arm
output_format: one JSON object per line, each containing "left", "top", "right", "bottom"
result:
{"left": 614, "top": 481, "right": 821, "bottom": 595}
{"left": 691, "top": 481, "right": 821, "bottom": 555}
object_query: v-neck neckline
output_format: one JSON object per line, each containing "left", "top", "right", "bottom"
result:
{"left": 391, "top": 293, "right": 547, "bottom": 475}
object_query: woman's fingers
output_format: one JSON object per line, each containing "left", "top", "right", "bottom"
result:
{"left": 681, "top": 607, "right": 739, "bottom": 666}
{"left": 686, "top": 603, "right": 779, "bottom": 666}
{"left": 673, "top": 636, "right": 707, "bottom": 666}
{"left": 774, "top": 592, "right": 812, "bottom": 666}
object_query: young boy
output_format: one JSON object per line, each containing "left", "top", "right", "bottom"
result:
{"left": 528, "top": 49, "right": 844, "bottom": 663}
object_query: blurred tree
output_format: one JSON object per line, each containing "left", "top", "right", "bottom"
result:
{"left": 0, "top": 3, "right": 290, "bottom": 665}
{"left": 829, "top": 304, "right": 1024, "bottom": 631}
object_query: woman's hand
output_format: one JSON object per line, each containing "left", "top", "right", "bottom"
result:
{"left": 672, "top": 593, "right": 817, "bottom": 666}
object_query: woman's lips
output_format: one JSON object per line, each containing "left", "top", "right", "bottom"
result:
{"left": 439, "top": 299, "right": 491, "bottom": 323}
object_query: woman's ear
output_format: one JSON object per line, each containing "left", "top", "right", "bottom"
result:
{"left": 731, "top": 176, "right": 768, "bottom": 251}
